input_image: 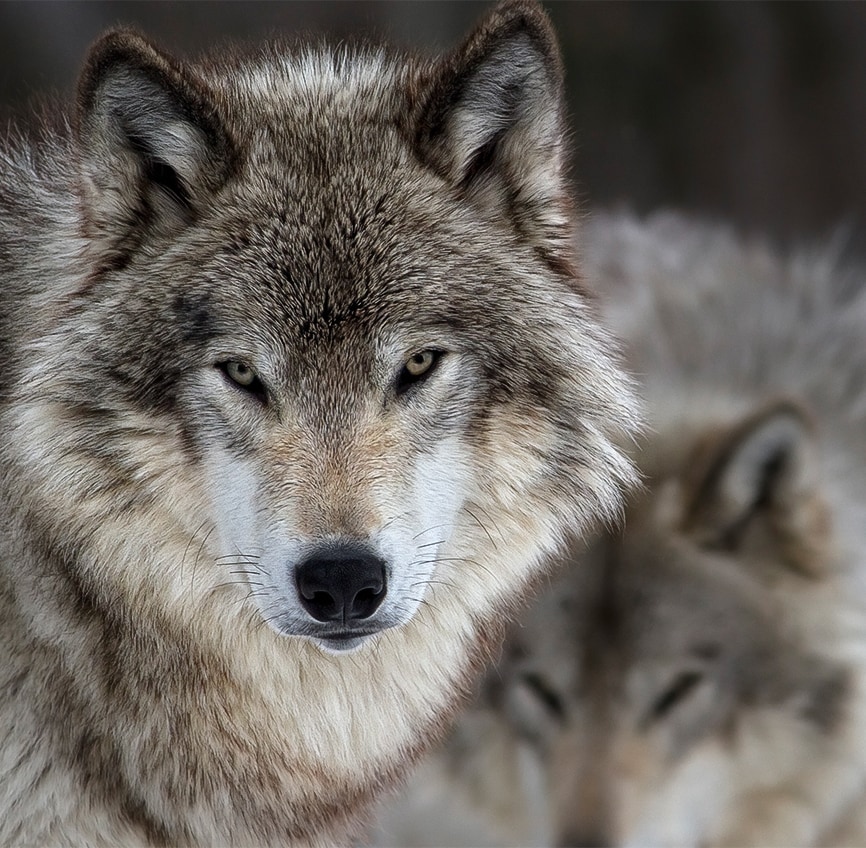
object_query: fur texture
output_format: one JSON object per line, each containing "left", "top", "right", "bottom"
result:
{"left": 0, "top": 4, "right": 641, "bottom": 846}
{"left": 373, "top": 212, "right": 866, "bottom": 848}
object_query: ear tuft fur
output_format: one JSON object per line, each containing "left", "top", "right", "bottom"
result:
{"left": 76, "top": 30, "right": 235, "bottom": 261}
{"left": 415, "top": 0, "right": 570, "bottom": 260}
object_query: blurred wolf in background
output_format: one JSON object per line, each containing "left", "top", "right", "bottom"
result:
{"left": 373, "top": 212, "right": 866, "bottom": 848}
{"left": 0, "top": 2, "right": 642, "bottom": 845}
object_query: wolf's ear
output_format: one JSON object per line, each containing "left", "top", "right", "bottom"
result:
{"left": 682, "top": 400, "right": 829, "bottom": 576}
{"left": 76, "top": 30, "right": 235, "bottom": 261}
{"left": 415, "top": 0, "right": 569, "bottom": 260}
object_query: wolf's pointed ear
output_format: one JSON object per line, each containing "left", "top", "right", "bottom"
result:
{"left": 682, "top": 400, "right": 829, "bottom": 576}
{"left": 76, "top": 30, "right": 235, "bottom": 261}
{"left": 414, "top": 0, "right": 570, "bottom": 261}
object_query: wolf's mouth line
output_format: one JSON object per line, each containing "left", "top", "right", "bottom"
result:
{"left": 317, "top": 631, "right": 379, "bottom": 641}
{"left": 281, "top": 620, "right": 398, "bottom": 641}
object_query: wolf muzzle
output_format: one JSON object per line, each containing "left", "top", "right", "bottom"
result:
{"left": 295, "top": 544, "right": 387, "bottom": 624}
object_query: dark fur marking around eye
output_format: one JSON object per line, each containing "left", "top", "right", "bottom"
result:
{"left": 173, "top": 293, "right": 216, "bottom": 345}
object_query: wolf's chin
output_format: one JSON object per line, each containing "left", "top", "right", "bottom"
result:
{"left": 310, "top": 634, "right": 376, "bottom": 654}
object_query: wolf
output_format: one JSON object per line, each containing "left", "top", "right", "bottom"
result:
{"left": 500, "top": 465, "right": 866, "bottom": 848}
{"left": 0, "top": 1, "right": 642, "bottom": 845}
{"left": 373, "top": 212, "right": 866, "bottom": 848}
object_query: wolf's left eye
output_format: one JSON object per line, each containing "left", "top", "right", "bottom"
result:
{"left": 217, "top": 360, "right": 268, "bottom": 404}
{"left": 645, "top": 671, "right": 704, "bottom": 725}
{"left": 396, "top": 350, "right": 444, "bottom": 396}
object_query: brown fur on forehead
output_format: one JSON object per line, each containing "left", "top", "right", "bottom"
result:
{"left": 165, "top": 51, "right": 579, "bottom": 328}
{"left": 212, "top": 165, "right": 562, "bottom": 322}
{"left": 529, "top": 528, "right": 774, "bottom": 670}
{"left": 615, "top": 548, "right": 774, "bottom": 666}
{"left": 69, "top": 26, "right": 598, "bottom": 426}
{"left": 184, "top": 187, "right": 581, "bottom": 410}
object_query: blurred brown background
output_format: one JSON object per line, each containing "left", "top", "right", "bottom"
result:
{"left": 2, "top": 1, "right": 864, "bottom": 254}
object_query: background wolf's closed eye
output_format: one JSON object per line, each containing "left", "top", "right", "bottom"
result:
{"left": 1, "top": 1, "right": 864, "bottom": 256}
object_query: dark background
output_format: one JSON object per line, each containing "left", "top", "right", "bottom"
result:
{"left": 2, "top": 1, "right": 864, "bottom": 254}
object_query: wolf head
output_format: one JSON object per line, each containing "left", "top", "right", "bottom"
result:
{"left": 496, "top": 400, "right": 859, "bottom": 847}
{"left": 9, "top": 0, "right": 638, "bottom": 657}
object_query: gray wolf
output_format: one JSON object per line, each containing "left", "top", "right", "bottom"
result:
{"left": 0, "top": 2, "right": 641, "bottom": 845}
{"left": 373, "top": 212, "right": 866, "bottom": 847}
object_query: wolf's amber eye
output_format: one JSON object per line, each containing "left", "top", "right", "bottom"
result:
{"left": 226, "top": 361, "right": 255, "bottom": 386}
{"left": 217, "top": 360, "right": 267, "bottom": 404}
{"left": 396, "top": 350, "right": 443, "bottom": 396}
{"left": 406, "top": 350, "right": 435, "bottom": 377}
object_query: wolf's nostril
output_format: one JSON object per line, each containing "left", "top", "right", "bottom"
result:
{"left": 295, "top": 546, "right": 387, "bottom": 624}
{"left": 306, "top": 590, "right": 339, "bottom": 619}
{"left": 351, "top": 585, "right": 384, "bottom": 619}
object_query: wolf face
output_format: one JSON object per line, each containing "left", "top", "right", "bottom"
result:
{"left": 499, "top": 402, "right": 862, "bottom": 847}
{"left": 3, "top": 2, "right": 638, "bottom": 656}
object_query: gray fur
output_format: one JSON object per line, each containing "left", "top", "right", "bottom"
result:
{"left": 0, "top": 2, "right": 641, "bottom": 846}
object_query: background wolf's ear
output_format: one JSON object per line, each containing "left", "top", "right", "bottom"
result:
{"left": 682, "top": 400, "right": 829, "bottom": 576}
{"left": 76, "top": 30, "right": 235, "bottom": 262}
{"left": 414, "top": 0, "right": 569, "bottom": 262}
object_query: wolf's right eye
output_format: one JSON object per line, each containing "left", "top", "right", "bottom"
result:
{"left": 217, "top": 360, "right": 268, "bottom": 404}
{"left": 503, "top": 670, "right": 566, "bottom": 745}
{"left": 519, "top": 672, "right": 566, "bottom": 720}
{"left": 395, "top": 349, "right": 444, "bottom": 396}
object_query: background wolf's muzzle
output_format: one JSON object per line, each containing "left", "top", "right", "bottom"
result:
{"left": 295, "top": 544, "right": 387, "bottom": 624}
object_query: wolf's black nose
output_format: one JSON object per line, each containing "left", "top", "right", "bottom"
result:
{"left": 295, "top": 547, "right": 387, "bottom": 623}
